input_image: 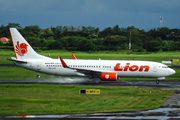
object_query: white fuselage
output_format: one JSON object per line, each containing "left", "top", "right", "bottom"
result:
{"left": 14, "top": 59, "right": 175, "bottom": 78}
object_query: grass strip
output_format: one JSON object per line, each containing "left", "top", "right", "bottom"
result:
{"left": 0, "top": 84, "right": 174, "bottom": 116}
{"left": 1, "top": 50, "right": 180, "bottom": 64}
{"left": 0, "top": 67, "right": 57, "bottom": 80}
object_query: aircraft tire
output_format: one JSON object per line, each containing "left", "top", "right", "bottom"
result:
{"left": 156, "top": 80, "right": 159, "bottom": 84}
{"left": 37, "top": 74, "right": 40, "bottom": 78}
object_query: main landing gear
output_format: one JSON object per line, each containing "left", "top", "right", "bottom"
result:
{"left": 37, "top": 74, "right": 40, "bottom": 78}
{"left": 88, "top": 76, "right": 99, "bottom": 83}
{"left": 88, "top": 79, "right": 99, "bottom": 83}
{"left": 156, "top": 80, "right": 159, "bottom": 84}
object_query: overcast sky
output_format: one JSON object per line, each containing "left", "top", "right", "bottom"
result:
{"left": 0, "top": 0, "right": 180, "bottom": 31}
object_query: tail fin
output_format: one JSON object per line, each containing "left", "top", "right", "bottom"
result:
{"left": 9, "top": 28, "right": 51, "bottom": 60}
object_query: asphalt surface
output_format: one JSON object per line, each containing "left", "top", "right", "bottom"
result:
{"left": 1, "top": 80, "right": 180, "bottom": 120}
{"left": 0, "top": 79, "right": 180, "bottom": 88}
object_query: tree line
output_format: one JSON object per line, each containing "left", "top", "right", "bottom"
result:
{"left": 0, "top": 23, "right": 180, "bottom": 52}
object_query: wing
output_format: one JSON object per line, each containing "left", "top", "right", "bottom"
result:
{"left": 59, "top": 57, "right": 111, "bottom": 77}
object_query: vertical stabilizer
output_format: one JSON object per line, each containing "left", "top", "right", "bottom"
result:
{"left": 9, "top": 28, "right": 51, "bottom": 60}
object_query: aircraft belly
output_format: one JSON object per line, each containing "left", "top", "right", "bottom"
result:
{"left": 46, "top": 68, "right": 83, "bottom": 76}
{"left": 57, "top": 70, "right": 78, "bottom": 76}
{"left": 117, "top": 71, "right": 152, "bottom": 78}
{"left": 43, "top": 68, "right": 76, "bottom": 76}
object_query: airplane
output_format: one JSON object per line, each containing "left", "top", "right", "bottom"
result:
{"left": 7, "top": 28, "right": 175, "bottom": 84}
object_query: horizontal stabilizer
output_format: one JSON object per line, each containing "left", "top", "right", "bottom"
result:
{"left": 6, "top": 57, "right": 27, "bottom": 63}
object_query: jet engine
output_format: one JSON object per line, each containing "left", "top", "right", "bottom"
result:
{"left": 100, "top": 72, "right": 117, "bottom": 81}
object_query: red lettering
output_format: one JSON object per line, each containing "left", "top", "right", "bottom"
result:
{"left": 114, "top": 63, "right": 150, "bottom": 72}
{"left": 114, "top": 63, "right": 123, "bottom": 71}
{"left": 124, "top": 63, "right": 130, "bottom": 71}
{"left": 129, "top": 65, "right": 139, "bottom": 71}
{"left": 139, "top": 65, "right": 149, "bottom": 72}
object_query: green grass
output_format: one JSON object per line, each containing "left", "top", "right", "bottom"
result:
{"left": 0, "top": 67, "right": 58, "bottom": 80}
{"left": 0, "top": 84, "right": 174, "bottom": 116}
{"left": 0, "top": 50, "right": 177, "bottom": 116}
{"left": 38, "top": 50, "right": 180, "bottom": 63}
{"left": 1, "top": 49, "right": 180, "bottom": 64}
{"left": 0, "top": 49, "right": 15, "bottom": 64}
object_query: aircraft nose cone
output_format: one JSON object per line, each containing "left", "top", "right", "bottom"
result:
{"left": 169, "top": 69, "right": 176, "bottom": 75}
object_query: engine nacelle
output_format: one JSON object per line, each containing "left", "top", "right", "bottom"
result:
{"left": 100, "top": 72, "right": 117, "bottom": 81}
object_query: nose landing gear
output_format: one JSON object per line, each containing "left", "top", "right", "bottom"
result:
{"left": 156, "top": 77, "right": 165, "bottom": 84}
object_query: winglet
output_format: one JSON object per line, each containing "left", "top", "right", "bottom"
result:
{"left": 59, "top": 57, "right": 69, "bottom": 68}
{"left": 71, "top": 54, "right": 77, "bottom": 59}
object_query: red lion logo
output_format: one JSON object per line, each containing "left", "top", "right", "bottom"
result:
{"left": 15, "top": 41, "right": 28, "bottom": 56}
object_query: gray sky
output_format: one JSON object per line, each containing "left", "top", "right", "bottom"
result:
{"left": 0, "top": 0, "right": 180, "bottom": 31}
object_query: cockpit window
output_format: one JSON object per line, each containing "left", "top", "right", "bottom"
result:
{"left": 162, "top": 66, "right": 168, "bottom": 68}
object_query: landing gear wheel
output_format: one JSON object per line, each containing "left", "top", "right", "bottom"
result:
{"left": 37, "top": 74, "right": 40, "bottom": 78}
{"left": 88, "top": 78, "right": 99, "bottom": 83}
{"left": 156, "top": 80, "right": 159, "bottom": 84}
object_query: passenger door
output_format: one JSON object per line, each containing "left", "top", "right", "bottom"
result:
{"left": 37, "top": 62, "right": 41, "bottom": 70}
{"left": 153, "top": 64, "right": 157, "bottom": 72}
